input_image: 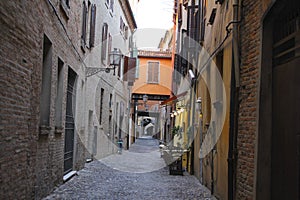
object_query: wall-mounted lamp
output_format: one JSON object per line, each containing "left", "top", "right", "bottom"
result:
{"left": 196, "top": 97, "right": 202, "bottom": 112}
{"left": 86, "top": 48, "right": 122, "bottom": 77}
{"left": 188, "top": 69, "right": 195, "bottom": 80}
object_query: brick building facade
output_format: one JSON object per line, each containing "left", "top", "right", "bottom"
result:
{"left": 170, "top": 0, "right": 300, "bottom": 199}
{"left": 0, "top": 0, "right": 136, "bottom": 199}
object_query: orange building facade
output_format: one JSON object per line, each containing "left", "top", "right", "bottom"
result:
{"left": 130, "top": 50, "right": 172, "bottom": 143}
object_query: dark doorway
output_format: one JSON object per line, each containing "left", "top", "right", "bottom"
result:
{"left": 258, "top": 1, "right": 300, "bottom": 199}
{"left": 64, "top": 68, "right": 77, "bottom": 174}
{"left": 271, "top": 2, "right": 300, "bottom": 199}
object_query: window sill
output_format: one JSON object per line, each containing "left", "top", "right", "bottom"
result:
{"left": 147, "top": 82, "right": 159, "bottom": 85}
{"left": 55, "top": 126, "right": 64, "bottom": 134}
{"left": 39, "top": 125, "right": 51, "bottom": 135}
{"left": 63, "top": 171, "right": 77, "bottom": 182}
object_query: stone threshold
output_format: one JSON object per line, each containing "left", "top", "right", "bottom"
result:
{"left": 63, "top": 171, "right": 77, "bottom": 182}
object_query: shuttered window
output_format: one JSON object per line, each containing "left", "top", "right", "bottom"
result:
{"left": 81, "top": 1, "right": 87, "bottom": 49}
{"left": 147, "top": 61, "right": 159, "bottom": 84}
{"left": 89, "top": 4, "right": 96, "bottom": 47}
{"left": 110, "top": 0, "right": 114, "bottom": 12}
{"left": 200, "top": 0, "right": 207, "bottom": 42}
{"left": 101, "top": 23, "right": 108, "bottom": 64}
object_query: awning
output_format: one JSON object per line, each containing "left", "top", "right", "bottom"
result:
{"left": 160, "top": 91, "right": 188, "bottom": 106}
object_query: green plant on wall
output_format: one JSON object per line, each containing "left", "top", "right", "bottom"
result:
{"left": 172, "top": 125, "right": 184, "bottom": 140}
{"left": 171, "top": 125, "right": 180, "bottom": 138}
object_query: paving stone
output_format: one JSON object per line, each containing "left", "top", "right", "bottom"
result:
{"left": 44, "top": 138, "right": 215, "bottom": 200}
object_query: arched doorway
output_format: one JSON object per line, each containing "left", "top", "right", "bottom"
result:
{"left": 258, "top": 1, "right": 300, "bottom": 199}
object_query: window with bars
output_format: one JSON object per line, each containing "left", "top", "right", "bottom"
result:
{"left": 147, "top": 61, "right": 159, "bottom": 84}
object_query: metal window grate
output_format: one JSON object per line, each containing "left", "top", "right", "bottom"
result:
{"left": 273, "top": 7, "right": 300, "bottom": 66}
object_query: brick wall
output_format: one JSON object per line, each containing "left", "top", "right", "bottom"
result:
{"left": 0, "top": 0, "right": 87, "bottom": 199}
{"left": 0, "top": 1, "right": 42, "bottom": 198}
{"left": 236, "top": 0, "right": 264, "bottom": 199}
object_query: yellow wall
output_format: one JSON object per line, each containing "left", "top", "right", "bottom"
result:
{"left": 193, "top": 0, "right": 234, "bottom": 198}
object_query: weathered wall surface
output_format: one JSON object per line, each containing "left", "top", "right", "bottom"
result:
{"left": 0, "top": 0, "right": 87, "bottom": 199}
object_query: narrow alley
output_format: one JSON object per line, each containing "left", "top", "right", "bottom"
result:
{"left": 1, "top": 0, "right": 299, "bottom": 199}
{"left": 44, "top": 138, "right": 215, "bottom": 200}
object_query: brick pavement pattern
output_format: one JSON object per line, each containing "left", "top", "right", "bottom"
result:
{"left": 44, "top": 138, "right": 215, "bottom": 200}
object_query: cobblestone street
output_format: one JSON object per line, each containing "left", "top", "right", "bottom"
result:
{"left": 44, "top": 138, "right": 215, "bottom": 200}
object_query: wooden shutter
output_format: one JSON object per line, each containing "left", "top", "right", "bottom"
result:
{"left": 101, "top": 24, "right": 108, "bottom": 64}
{"left": 81, "top": 1, "right": 87, "bottom": 47}
{"left": 200, "top": 0, "right": 206, "bottom": 42}
{"left": 89, "top": 4, "right": 96, "bottom": 47}
{"left": 148, "top": 62, "right": 159, "bottom": 83}
{"left": 107, "top": 33, "right": 112, "bottom": 65}
{"left": 123, "top": 57, "right": 136, "bottom": 85}
{"left": 153, "top": 62, "right": 159, "bottom": 83}
{"left": 123, "top": 56, "right": 129, "bottom": 81}
{"left": 148, "top": 62, "right": 153, "bottom": 83}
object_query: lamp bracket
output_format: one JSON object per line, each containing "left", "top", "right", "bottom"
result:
{"left": 86, "top": 66, "right": 115, "bottom": 77}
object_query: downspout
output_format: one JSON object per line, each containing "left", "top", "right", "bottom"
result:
{"left": 228, "top": 0, "right": 241, "bottom": 199}
{"left": 233, "top": 0, "right": 240, "bottom": 88}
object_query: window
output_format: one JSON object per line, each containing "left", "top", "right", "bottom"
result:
{"left": 200, "top": 0, "right": 207, "bottom": 42}
{"left": 60, "top": 0, "right": 70, "bottom": 18}
{"left": 109, "top": 0, "right": 114, "bottom": 12}
{"left": 147, "top": 61, "right": 159, "bottom": 84}
{"left": 89, "top": 4, "right": 96, "bottom": 47}
{"left": 105, "top": 0, "right": 114, "bottom": 13}
{"left": 81, "top": 1, "right": 87, "bottom": 49}
{"left": 55, "top": 58, "right": 64, "bottom": 128}
{"left": 108, "top": 33, "right": 112, "bottom": 65}
{"left": 40, "top": 35, "right": 52, "bottom": 127}
{"left": 65, "top": 0, "right": 70, "bottom": 7}
{"left": 101, "top": 23, "right": 108, "bottom": 64}
{"left": 81, "top": 1, "right": 96, "bottom": 50}
{"left": 99, "top": 88, "right": 104, "bottom": 125}
{"left": 109, "top": 94, "right": 113, "bottom": 109}
{"left": 120, "top": 17, "right": 128, "bottom": 39}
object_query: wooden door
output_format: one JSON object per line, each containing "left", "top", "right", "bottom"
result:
{"left": 64, "top": 69, "right": 76, "bottom": 174}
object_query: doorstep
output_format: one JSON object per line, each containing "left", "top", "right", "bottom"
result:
{"left": 63, "top": 171, "right": 77, "bottom": 182}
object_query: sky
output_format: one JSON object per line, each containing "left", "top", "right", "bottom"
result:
{"left": 132, "top": 0, "right": 174, "bottom": 49}
{"left": 135, "top": 0, "right": 174, "bottom": 29}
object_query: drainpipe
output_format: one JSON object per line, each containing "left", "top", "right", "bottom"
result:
{"left": 228, "top": 0, "right": 241, "bottom": 199}
{"left": 233, "top": 0, "right": 240, "bottom": 88}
